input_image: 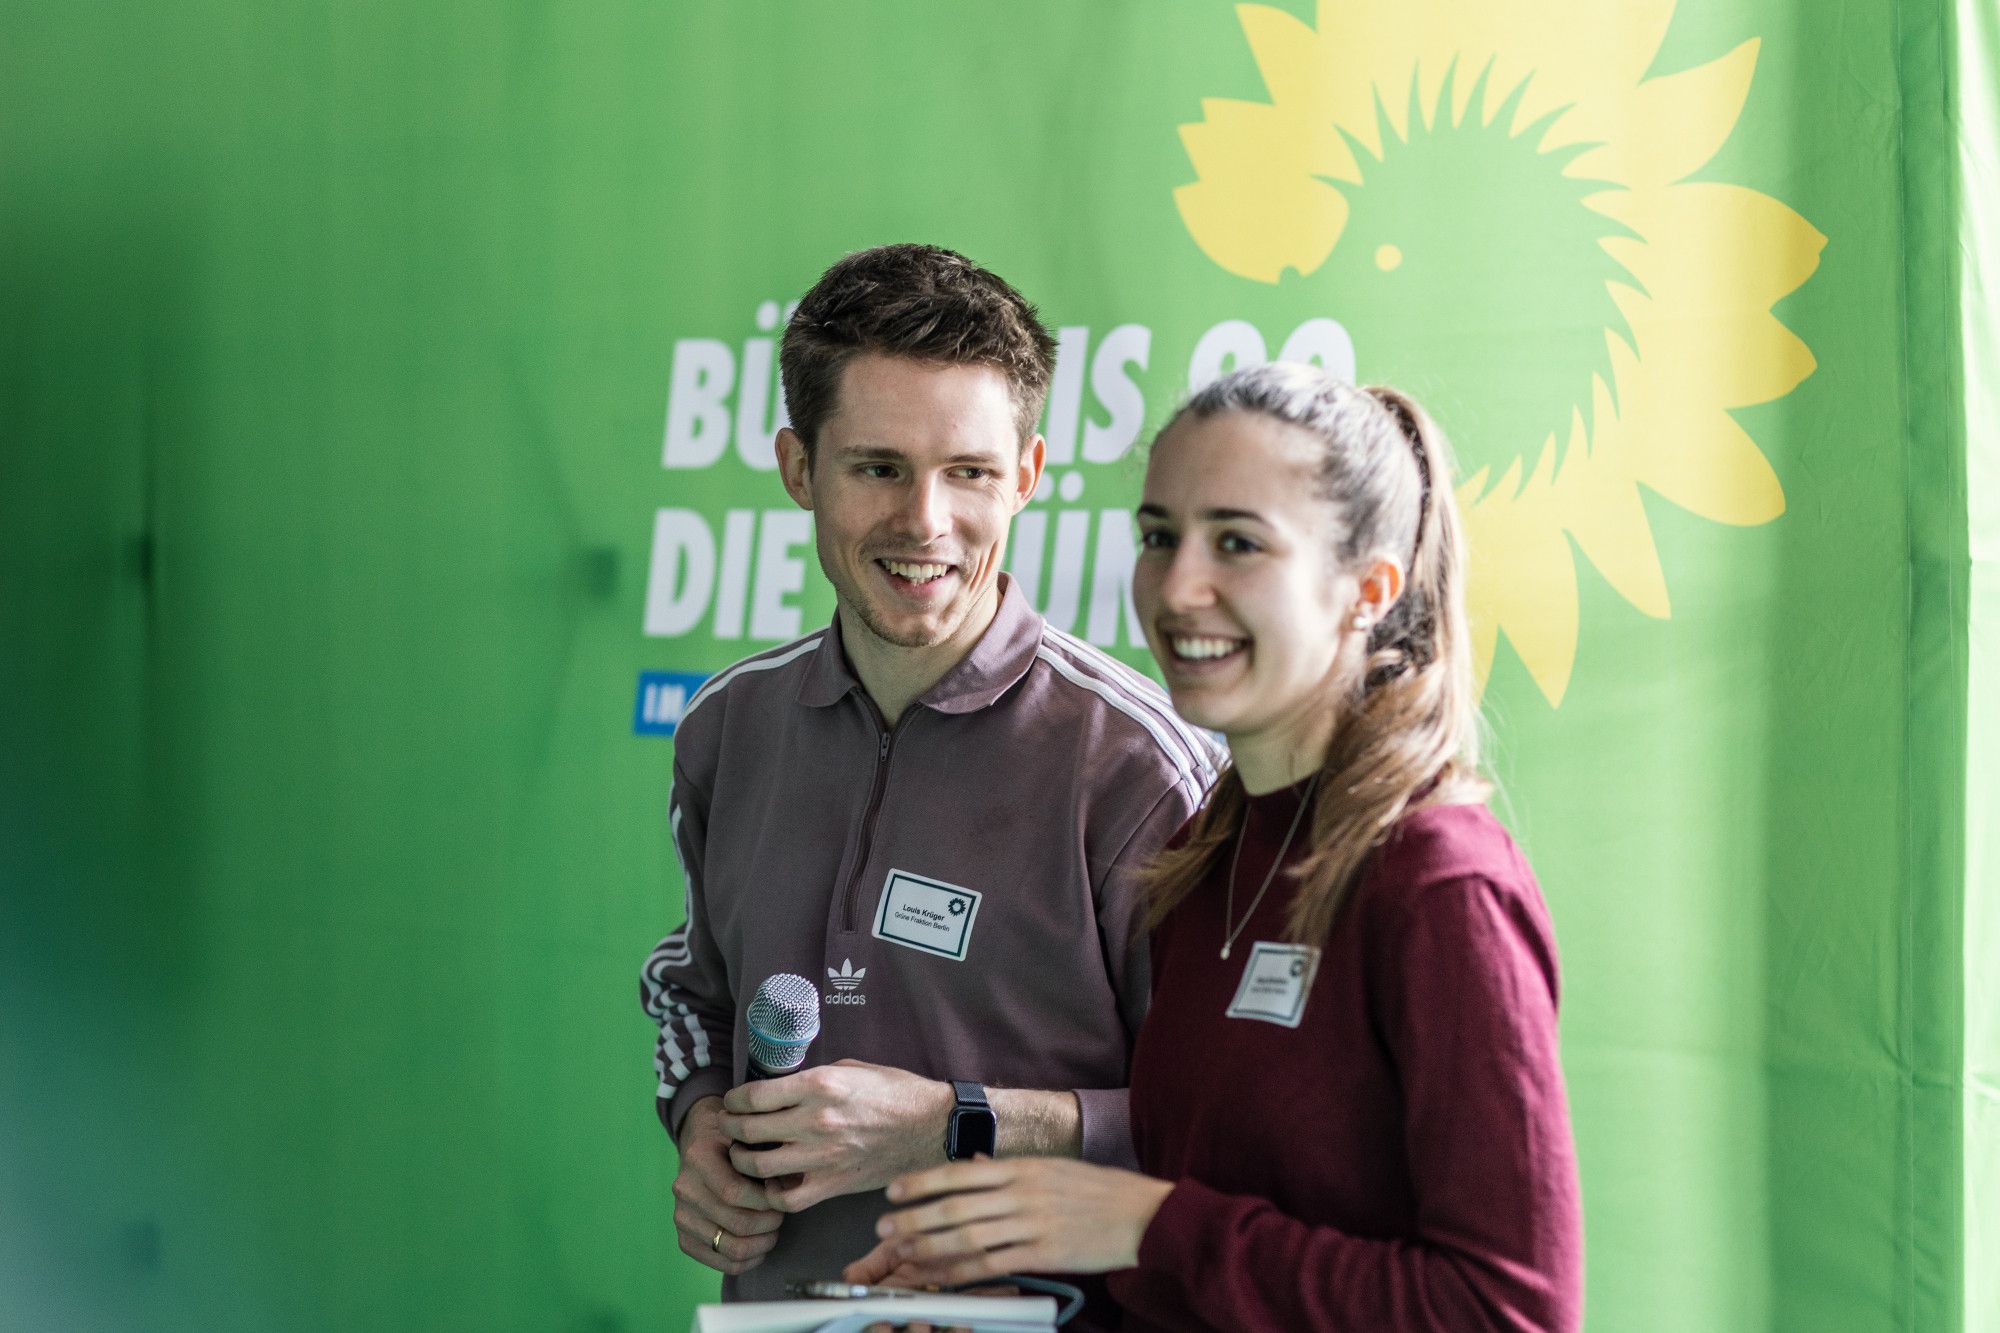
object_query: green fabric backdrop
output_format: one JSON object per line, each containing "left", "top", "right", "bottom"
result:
{"left": 1957, "top": 0, "right": 1999, "bottom": 1329}
{"left": 0, "top": 2, "right": 1986, "bottom": 1329}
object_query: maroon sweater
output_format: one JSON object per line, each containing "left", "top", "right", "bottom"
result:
{"left": 1108, "top": 785, "right": 1583, "bottom": 1331}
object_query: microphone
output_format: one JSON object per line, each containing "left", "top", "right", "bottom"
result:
{"left": 745, "top": 972, "right": 820, "bottom": 1080}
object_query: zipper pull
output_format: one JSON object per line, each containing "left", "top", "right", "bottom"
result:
{"left": 879, "top": 733, "right": 891, "bottom": 760}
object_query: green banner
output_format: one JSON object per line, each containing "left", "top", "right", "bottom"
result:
{"left": 1957, "top": 0, "right": 2000, "bottom": 1327}
{"left": 0, "top": 1, "right": 1986, "bottom": 1329}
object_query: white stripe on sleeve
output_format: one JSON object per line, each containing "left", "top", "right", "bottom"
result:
{"left": 1045, "top": 627, "right": 1222, "bottom": 778}
{"left": 679, "top": 632, "right": 824, "bottom": 725}
{"left": 1035, "top": 645, "right": 1207, "bottom": 813}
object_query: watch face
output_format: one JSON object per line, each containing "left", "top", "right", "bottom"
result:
{"left": 950, "top": 1107, "right": 997, "bottom": 1160}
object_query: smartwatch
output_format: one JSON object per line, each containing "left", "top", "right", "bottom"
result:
{"left": 945, "top": 1080, "right": 997, "bottom": 1161}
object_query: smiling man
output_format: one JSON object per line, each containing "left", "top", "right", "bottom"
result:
{"left": 639, "top": 245, "right": 1217, "bottom": 1302}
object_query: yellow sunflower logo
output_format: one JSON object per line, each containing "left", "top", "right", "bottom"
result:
{"left": 1176, "top": 1, "right": 1825, "bottom": 704}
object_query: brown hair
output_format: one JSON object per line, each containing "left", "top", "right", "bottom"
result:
{"left": 779, "top": 244, "right": 1057, "bottom": 457}
{"left": 1142, "top": 364, "right": 1490, "bottom": 947}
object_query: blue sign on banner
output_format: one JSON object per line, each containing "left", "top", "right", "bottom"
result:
{"left": 633, "top": 670, "right": 710, "bottom": 737}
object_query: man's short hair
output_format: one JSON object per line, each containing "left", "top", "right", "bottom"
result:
{"left": 779, "top": 244, "right": 1058, "bottom": 457}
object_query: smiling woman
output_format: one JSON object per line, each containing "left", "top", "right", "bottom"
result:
{"left": 1133, "top": 367, "right": 1483, "bottom": 943}
{"left": 850, "top": 364, "right": 1583, "bottom": 1332}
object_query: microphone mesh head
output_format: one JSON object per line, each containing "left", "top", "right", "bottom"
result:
{"left": 746, "top": 972, "right": 821, "bottom": 1073}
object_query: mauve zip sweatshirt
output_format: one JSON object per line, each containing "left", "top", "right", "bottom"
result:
{"left": 641, "top": 577, "right": 1218, "bottom": 1301}
{"left": 1110, "top": 786, "right": 1583, "bottom": 1331}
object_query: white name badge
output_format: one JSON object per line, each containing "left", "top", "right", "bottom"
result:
{"left": 870, "top": 869, "right": 982, "bottom": 962}
{"left": 1225, "top": 942, "right": 1320, "bottom": 1027}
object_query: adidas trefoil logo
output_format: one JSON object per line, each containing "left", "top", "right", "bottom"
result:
{"left": 826, "top": 958, "right": 867, "bottom": 1005}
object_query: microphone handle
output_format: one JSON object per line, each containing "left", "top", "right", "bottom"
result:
{"left": 742, "top": 1058, "right": 802, "bottom": 1152}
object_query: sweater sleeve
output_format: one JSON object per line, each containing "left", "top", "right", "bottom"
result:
{"left": 1114, "top": 874, "right": 1583, "bottom": 1332}
{"left": 1075, "top": 784, "right": 1198, "bottom": 1169}
{"left": 638, "top": 761, "right": 737, "bottom": 1140}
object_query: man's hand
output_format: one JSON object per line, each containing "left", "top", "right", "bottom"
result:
{"left": 719, "top": 1059, "right": 954, "bottom": 1213}
{"left": 672, "top": 1096, "right": 786, "bottom": 1275}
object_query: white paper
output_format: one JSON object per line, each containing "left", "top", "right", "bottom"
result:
{"left": 690, "top": 1292, "right": 1055, "bottom": 1332}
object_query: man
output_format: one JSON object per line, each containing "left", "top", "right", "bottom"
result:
{"left": 639, "top": 244, "right": 1215, "bottom": 1300}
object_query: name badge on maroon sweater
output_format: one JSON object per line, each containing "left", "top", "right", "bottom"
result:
{"left": 1225, "top": 942, "right": 1320, "bottom": 1027}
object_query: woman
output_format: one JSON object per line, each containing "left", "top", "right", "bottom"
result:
{"left": 845, "top": 363, "right": 1583, "bottom": 1331}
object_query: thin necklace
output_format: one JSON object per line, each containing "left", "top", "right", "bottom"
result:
{"left": 1221, "top": 772, "right": 1321, "bottom": 960}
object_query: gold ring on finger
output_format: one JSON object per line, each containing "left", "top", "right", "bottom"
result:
{"left": 711, "top": 1226, "right": 725, "bottom": 1253}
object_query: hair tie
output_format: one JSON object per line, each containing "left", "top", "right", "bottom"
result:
{"left": 1369, "top": 389, "right": 1430, "bottom": 568}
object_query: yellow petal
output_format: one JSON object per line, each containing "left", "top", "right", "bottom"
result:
{"left": 1634, "top": 409, "right": 1786, "bottom": 526}
{"left": 1605, "top": 185, "right": 1823, "bottom": 408}
{"left": 1559, "top": 387, "right": 1672, "bottom": 618}
{"left": 1174, "top": 93, "right": 1359, "bottom": 281}
{"left": 1179, "top": 100, "right": 1356, "bottom": 187}
{"left": 1464, "top": 484, "right": 1581, "bottom": 705}
{"left": 1570, "top": 41, "right": 1759, "bottom": 188}
{"left": 1306, "top": 1, "right": 1420, "bottom": 146}
{"left": 1612, "top": 182, "right": 1826, "bottom": 317}
{"left": 1175, "top": 174, "right": 1349, "bottom": 283}
{"left": 1240, "top": 4, "right": 1341, "bottom": 123}
{"left": 1469, "top": 606, "right": 1501, "bottom": 692}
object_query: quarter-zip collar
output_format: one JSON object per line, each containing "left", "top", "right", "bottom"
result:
{"left": 796, "top": 573, "right": 1043, "bottom": 715}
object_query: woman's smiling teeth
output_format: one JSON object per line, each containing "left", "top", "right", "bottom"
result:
{"left": 881, "top": 559, "right": 952, "bottom": 584}
{"left": 1171, "top": 634, "right": 1245, "bottom": 661}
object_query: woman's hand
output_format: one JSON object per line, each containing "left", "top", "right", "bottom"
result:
{"left": 845, "top": 1157, "right": 1175, "bottom": 1287}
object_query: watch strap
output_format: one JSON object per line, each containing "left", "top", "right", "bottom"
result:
{"left": 946, "top": 1080, "right": 996, "bottom": 1160}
